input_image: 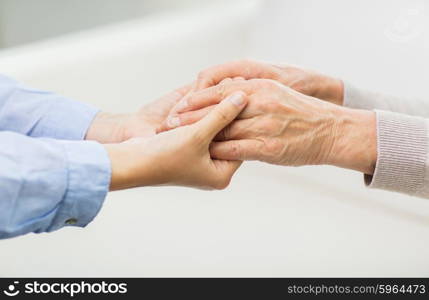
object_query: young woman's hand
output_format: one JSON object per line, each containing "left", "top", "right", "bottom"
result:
{"left": 104, "top": 92, "right": 247, "bottom": 191}
{"left": 86, "top": 83, "right": 192, "bottom": 143}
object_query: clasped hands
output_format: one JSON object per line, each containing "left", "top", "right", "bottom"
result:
{"left": 88, "top": 60, "right": 377, "bottom": 191}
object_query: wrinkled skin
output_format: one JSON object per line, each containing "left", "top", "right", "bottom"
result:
{"left": 164, "top": 79, "right": 376, "bottom": 174}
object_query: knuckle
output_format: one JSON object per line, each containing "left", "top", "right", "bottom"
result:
{"left": 290, "top": 80, "right": 308, "bottom": 94}
{"left": 264, "top": 138, "right": 285, "bottom": 159}
{"left": 220, "top": 78, "right": 232, "bottom": 85}
{"left": 215, "top": 109, "right": 230, "bottom": 123}
{"left": 261, "top": 100, "right": 282, "bottom": 112}
{"left": 183, "top": 94, "right": 194, "bottom": 106}
{"left": 215, "top": 84, "right": 227, "bottom": 98}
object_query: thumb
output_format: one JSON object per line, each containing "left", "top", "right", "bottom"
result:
{"left": 195, "top": 91, "right": 247, "bottom": 140}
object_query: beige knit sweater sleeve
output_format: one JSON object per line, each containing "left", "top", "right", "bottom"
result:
{"left": 344, "top": 83, "right": 429, "bottom": 198}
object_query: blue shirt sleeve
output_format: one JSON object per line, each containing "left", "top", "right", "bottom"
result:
{"left": 0, "top": 74, "right": 99, "bottom": 140}
{"left": 0, "top": 131, "right": 111, "bottom": 239}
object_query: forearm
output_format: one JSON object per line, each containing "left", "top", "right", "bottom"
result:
{"left": 103, "top": 143, "right": 150, "bottom": 191}
{"left": 0, "top": 132, "right": 110, "bottom": 239}
{"left": 104, "top": 142, "right": 167, "bottom": 191}
{"left": 312, "top": 73, "right": 344, "bottom": 106}
{"left": 325, "top": 106, "right": 377, "bottom": 175}
{"left": 326, "top": 106, "right": 429, "bottom": 198}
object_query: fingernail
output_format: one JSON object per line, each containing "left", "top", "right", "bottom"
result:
{"left": 167, "top": 116, "right": 181, "bottom": 128}
{"left": 227, "top": 92, "right": 244, "bottom": 106}
{"left": 175, "top": 98, "right": 188, "bottom": 112}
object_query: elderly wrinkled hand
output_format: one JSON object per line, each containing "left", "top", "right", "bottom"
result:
{"left": 191, "top": 59, "right": 344, "bottom": 105}
{"left": 163, "top": 79, "right": 377, "bottom": 175}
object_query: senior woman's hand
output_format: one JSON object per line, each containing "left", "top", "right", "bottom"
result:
{"left": 104, "top": 92, "right": 246, "bottom": 191}
{"left": 187, "top": 59, "right": 343, "bottom": 105}
{"left": 165, "top": 79, "right": 377, "bottom": 175}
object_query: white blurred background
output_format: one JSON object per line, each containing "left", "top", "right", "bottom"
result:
{"left": 1, "top": 0, "right": 429, "bottom": 277}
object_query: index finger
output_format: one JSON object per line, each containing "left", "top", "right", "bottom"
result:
{"left": 174, "top": 80, "right": 254, "bottom": 114}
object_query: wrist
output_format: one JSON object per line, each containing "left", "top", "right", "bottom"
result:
{"left": 104, "top": 143, "right": 134, "bottom": 191}
{"left": 314, "top": 75, "right": 344, "bottom": 106}
{"left": 85, "top": 112, "right": 130, "bottom": 143}
{"left": 105, "top": 141, "right": 168, "bottom": 191}
{"left": 324, "top": 107, "right": 377, "bottom": 174}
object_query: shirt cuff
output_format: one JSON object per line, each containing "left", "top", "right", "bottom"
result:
{"left": 364, "top": 110, "right": 428, "bottom": 196}
{"left": 46, "top": 140, "right": 111, "bottom": 232}
{"left": 33, "top": 96, "right": 100, "bottom": 140}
